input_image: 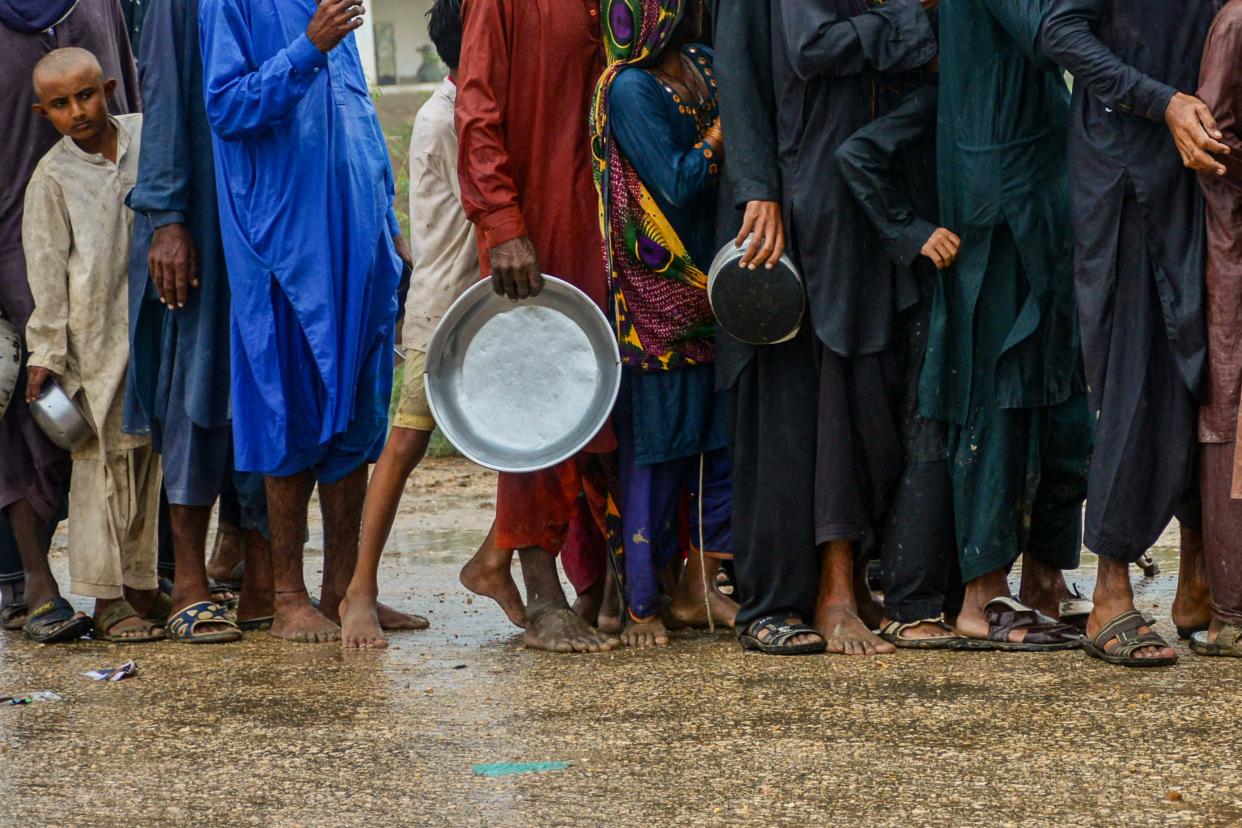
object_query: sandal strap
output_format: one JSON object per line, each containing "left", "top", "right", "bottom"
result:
{"left": 96, "top": 600, "right": 142, "bottom": 635}
{"left": 26, "top": 597, "right": 76, "bottom": 630}
{"left": 1091, "top": 609, "right": 1149, "bottom": 648}
{"left": 166, "top": 601, "right": 237, "bottom": 638}
{"left": 747, "top": 614, "right": 821, "bottom": 646}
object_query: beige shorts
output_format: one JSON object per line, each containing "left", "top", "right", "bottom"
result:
{"left": 393, "top": 349, "right": 435, "bottom": 432}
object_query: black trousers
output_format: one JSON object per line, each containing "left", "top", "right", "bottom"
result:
{"left": 880, "top": 459, "right": 962, "bottom": 623}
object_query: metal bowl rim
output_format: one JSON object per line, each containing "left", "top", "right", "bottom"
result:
{"left": 423, "top": 275, "right": 622, "bottom": 473}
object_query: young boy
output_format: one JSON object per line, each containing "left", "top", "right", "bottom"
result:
{"left": 339, "top": 0, "right": 486, "bottom": 648}
{"left": 23, "top": 47, "right": 165, "bottom": 643}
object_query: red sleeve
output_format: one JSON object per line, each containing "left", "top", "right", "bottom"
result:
{"left": 456, "top": 0, "right": 528, "bottom": 249}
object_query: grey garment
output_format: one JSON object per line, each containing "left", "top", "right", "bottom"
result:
{"left": 881, "top": 459, "right": 961, "bottom": 623}
{"left": 1042, "top": 0, "right": 1219, "bottom": 401}
{"left": 709, "top": 0, "right": 781, "bottom": 392}
{"left": 727, "top": 326, "right": 820, "bottom": 629}
{"left": 0, "top": 0, "right": 139, "bottom": 519}
{"left": 0, "top": 514, "right": 22, "bottom": 586}
{"left": 771, "top": 0, "right": 934, "bottom": 358}
{"left": 1084, "top": 194, "right": 1201, "bottom": 562}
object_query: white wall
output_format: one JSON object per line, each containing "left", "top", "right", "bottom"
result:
{"left": 371, "top": 0, "right": 437, "bottom": 85}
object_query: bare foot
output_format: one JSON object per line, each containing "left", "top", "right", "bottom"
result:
{"left": 621, "top": 616, "right": 670, "bottom": 648}
{"left": 376, "top": 602, "right": 429, "bottom": 631}
{"left": 460, "top": 552, "right": 527, "bottom": 629}
{"left": 571, "top": 577, "right": 604, "bottom": 625}
{"left": 522, "top": 606, "right": 619, "bottom": 653}
{"left": 853, "top": 564, "right": 885, "bottom": 630}
{"left": 207, "top": 521, "right": 245, "bottom": 584}
{"left": 271, "top": 595, "right": 341, "bottom": 643}
{"left": 597, "top": 565, "right": 623, "bottom": 634}
{"left": 668, "top": 585, "right": 738, "bottom": 628}
{"left": 1172, "top": 528, "right": 1211, "bottom": 633}
{"left": 340, "top": 592, "right": 388, "bottom": 649}
{"left": 816, "top": 606, "right": 895, "bottom": 655}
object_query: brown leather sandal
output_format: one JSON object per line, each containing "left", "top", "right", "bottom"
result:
{"left": 1084, "top": 609, "right": 1177, "bottom": 667}
{"left": 960, "top": 597, "right": 1083, "bottom": 652}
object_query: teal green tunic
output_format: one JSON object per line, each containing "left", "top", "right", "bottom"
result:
{"left": 919, "top": 0, "right": 1084, "bottom": 423}
{"left": 919, "top": 0, "right": 1092, "bottom": 581}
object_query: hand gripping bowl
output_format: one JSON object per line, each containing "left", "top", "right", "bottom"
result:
{"left": 424, "top": 275, "right": 622, "bottom": 473}
{"left": 0, "top": 318, "right": 19, "bottom": 420}
{"left": 30, "top": 379, "right": 94, "bottom": 452}
{"left": 707, "top": 237, "right": 805, "bottom": 345}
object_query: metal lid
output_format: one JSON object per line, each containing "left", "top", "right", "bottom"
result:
{"left": 707, "top": 239, "right": 805, "bottom": 345}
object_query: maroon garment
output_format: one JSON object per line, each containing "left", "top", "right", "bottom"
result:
{"left": 0, "top": 0, "right": 139, "bottom": 516}
{"left": 456, "top": 0, "right": 616, "bottom": 552}
{"left": 1200, "top": 444, "right": 1242, "bottom": 624}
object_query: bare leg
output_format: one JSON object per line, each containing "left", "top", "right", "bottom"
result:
{"left": 8, "top": 500, "right": 64, "bottom": 614}
{"left": 1017, "top": 550, "right": 1072, "bottom": 620}
{"left": 1172, "top": 525, "right": 1211, "bottom": 633}
{"left": 206, "top": 519, "right": 244, "bottom": 583}
{"left": 266, "top": 471, "right": 339, "bottom": 642}
{"left": 236, "top": 528, "right": 274, "bottom": 623}
{"left": 460, "top": 522, "right": 527, "bottom": 628}
{"left": 596, "top": 563, "right": 622, "bottom": 634}
{"left": 852, "top": 556, "right": 884, "bottom": 629}
{"left": 318, "top": 464, "right": 367, "bottom": 618}
{"left": 166, "top": 504, "right": 232, "bottom": 634}
{"left": 570, "top": 575, "right": 604, "bottom": 625}
{"left": 519, "top": 546, "right": 618, "bottom": 653}
{"left": 668, "top": 554, "right": 738, "bottom": 628}
{"left": 342, "top": 428, "right": 431, "bottom": 649}
{"left": 1088, "top": 557, "right": 1176, "bottom": 660}
{"left": 813, "top": 540, "right": 894, "bottom": 655}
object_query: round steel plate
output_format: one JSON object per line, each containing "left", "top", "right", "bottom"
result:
{"left": 707, "top": 239, "right": 804, "bottom": 345}
{"left": 424, "top": 275, "right": 621, "bottom": 473}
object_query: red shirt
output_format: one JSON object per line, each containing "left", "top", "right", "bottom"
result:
{"left": 455, "top": 0, "right": 606, "bottom": 310}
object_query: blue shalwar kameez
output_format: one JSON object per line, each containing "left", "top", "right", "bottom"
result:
{"left": 200, "top": 0, "right": 401, "bottom": 481}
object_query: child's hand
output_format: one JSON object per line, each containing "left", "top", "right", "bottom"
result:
{"left": 25, "top": 366, "right": 54, "bottom": 403}
{"left": 921, "top": 227, "right": 961, "bottom": 270}
{"left": 149, "top": 223, "right": 199, "bottom": 309}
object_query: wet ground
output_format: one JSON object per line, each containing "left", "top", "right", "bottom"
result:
{"left": 1, "top": 458, "right": 1239, "bottom": 827}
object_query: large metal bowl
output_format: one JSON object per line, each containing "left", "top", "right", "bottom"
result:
{"left": 30, "top": 379, "right": 94, "bottom": 452}
{"left": 424, "top": 275, "right": 621, "bottom": 473}
{"left": 0, "top": 318, "right": 19, "bottom": 421}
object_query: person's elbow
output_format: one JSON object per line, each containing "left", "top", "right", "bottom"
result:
{"left": 1039, "top": 14, "right": 1079, "bottom": 67}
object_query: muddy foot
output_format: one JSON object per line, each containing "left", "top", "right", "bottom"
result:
{"left": 621, "top": 617, "right": 670, "bottom": 648}
{"left": 523, "top": 606, "right": 619, "bottom": 653}
{"left": 340, "top": 594, "right": 388, "bottom": 649}
{"left": 853, "top": 570, "right": 885, "bottom": 630}
{"left": 460, "top": 556, "right": 527, "bottom": 629}
{"left": 668, "top": 586, "right": 738, "bottom": 629}
{"left": 376, "top": 602, "right": 429, "bottom": 631}
{"left": 816, "top": 606, "right": 895, "bottom": 655}
{"left": 271, "top": 598, "right": 341, "bottom": 643}
{"left": 571, "top": 579, "right": 604, "bottom": 626}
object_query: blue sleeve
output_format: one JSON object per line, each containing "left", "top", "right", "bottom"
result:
{"left": 608, "top": 69, "right": 717, "bottom": 209}
{"left": 199, "top": 0, "right": 328, "bottom": 140}
{"left": 126, "top": 0, "right": 189, "bottom": 227}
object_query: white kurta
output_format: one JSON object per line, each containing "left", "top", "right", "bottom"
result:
{"left": 23, "top": 113, "right": 160, "bottom": 599}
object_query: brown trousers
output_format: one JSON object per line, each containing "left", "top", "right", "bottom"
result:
{"left": 1199, "top": 443, "right": 1242, "bottom": 625}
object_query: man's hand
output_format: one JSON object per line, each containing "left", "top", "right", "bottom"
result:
{"left": 489, "top": 236, "right": 542, "bottom": 301}
{"left": 149, "top": 223, "right": 198, "bottom": 308}
{"left": 393, "top": 235, "right": 413, "bottom": 270}
{"left": 307, "top": 0, "right": 366, "bottom": 53}
{"left": 735, "top": 200, "right": 785, "bottom": 270}
{"left": 920, "top": 227, "right": 960, "bottom": 270}
{"left": 1166, "top": 92, "right": 1229, "bottom": 176}
{"left": 25, "top": 366, "right": 55, "bottom": 403}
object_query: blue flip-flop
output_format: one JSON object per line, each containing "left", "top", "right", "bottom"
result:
{"left": 164, "top": 601, "right": 242, "bottom": 644}
{"left": 24, "top": 597, "right": 92, "bottom": 644}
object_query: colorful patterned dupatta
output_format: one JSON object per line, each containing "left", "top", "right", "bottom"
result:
{"left": 590, "top": 0, "right": 716, "bottom": 372}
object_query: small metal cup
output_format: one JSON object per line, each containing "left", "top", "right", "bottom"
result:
{"left": 30, "top": 379, "right": 95, "bottom": 452}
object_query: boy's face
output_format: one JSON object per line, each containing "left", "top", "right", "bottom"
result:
{"left": 32, "top": 67, "right": 116, "bottom": 143}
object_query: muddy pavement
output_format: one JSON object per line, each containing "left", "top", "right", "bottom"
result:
{"left": 1, "top": 458, "right": 1239, "bottom": 827}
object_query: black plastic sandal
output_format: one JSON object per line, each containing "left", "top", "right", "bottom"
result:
{"left": 1084, "top": 609, "right": 1177, "bottom": 667}
{"left": 738, "top": 614, "right": 826, "bottom": 656}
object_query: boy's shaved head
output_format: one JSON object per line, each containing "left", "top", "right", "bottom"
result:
{"left": 32, "top": 47, "right": 103, "bottom": 97}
